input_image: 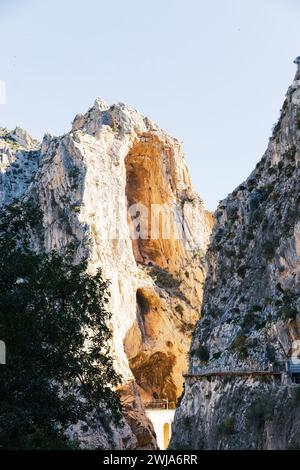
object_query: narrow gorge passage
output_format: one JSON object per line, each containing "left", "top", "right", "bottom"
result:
{"left": 124, "top": 135, "right": 211, "bottom": 404}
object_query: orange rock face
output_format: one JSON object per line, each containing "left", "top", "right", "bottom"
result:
{"left": 124, "top": 131, "right": 214, "bottom": 403}
{"left": 119, "top": 381, "right": 158, "bottom": 450}
{"left": 125, "top": 133, "right": 202, "bottom": 273}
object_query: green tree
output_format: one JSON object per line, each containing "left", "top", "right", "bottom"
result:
{"left": 0, "top": 202, "right": 121, "bottom": 449}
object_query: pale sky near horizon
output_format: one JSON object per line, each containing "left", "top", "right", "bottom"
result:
{"left": 0, "top": 0, "right": 300, "bottom": 211}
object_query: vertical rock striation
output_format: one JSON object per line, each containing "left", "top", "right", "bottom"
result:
{"left": 170, "top": 62, "right": 300, "bottom": 450}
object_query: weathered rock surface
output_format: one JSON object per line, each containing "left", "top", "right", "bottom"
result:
{"left": 0, "top": 127, "right": 40, "bottom": 205}
{"left": 0, "top": 100, "right": 213, "bottom": 448}
{"left": 170, "top": 64, "right": 300, "bottom": 450}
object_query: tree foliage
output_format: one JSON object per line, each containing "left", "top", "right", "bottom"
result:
{"left": 0, "top": 202, "right": 121, "bottom": 449}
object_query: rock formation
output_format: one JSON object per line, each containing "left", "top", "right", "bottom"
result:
{"left": 0, "top": 127, "right": 40, "bottom": 204}
{"left": 170, "top": 63, "right": 300, "bottom": 450}
{"left": 0, "top": 101, "right": 213, "bottom": 449}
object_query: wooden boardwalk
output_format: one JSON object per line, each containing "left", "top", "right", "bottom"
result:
{"left": 144, "top": 400, "right": 176, "bottom": 410}
{"left": 184, "top": 370, "right": 283, "bottom": 380}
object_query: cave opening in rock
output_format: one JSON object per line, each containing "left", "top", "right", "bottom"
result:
{"left": 123, "top": 286, "right": 177, "bottom": 404}
{"left": 136, "top": 288, "right": 150, "bottom": 319}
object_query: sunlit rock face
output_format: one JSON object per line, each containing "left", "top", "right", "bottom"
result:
{"left": 170, "top": 65, "right": 300, "bottom": 450}
{"left": 0, "top": 100, "right": 213, "bottom": 449}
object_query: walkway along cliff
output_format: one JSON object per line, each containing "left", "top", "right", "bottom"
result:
{"left": 170, "top": 60, "right": 300, "bottom": 450}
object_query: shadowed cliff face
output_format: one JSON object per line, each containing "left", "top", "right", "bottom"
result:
{"left": 0, "top": 127, "right": 40, "bottom": 205}
{"left": 171, "top": 65, "right": 300, "bottom": 450}
{"left": 0, "top": 100, "right": 213, "bottom": 449}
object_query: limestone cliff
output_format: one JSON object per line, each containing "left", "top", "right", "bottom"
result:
{"left": 0, "top": 127, "right": 40, "bottom": 204}
{"left": 0, "top": 101, "right": 212, "bottom": 449}
{"left": 170, "top": 62, "right": 300, "bottom": 450}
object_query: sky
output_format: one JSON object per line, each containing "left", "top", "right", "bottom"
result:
{"left": 0, "top": 0, "right": 300, "bottom": 211}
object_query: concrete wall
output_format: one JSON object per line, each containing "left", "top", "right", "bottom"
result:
{"left": 145, "top": 409, "right": 175, "bottom": 450}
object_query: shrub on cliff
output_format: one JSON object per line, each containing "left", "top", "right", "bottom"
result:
{"left": 150, "top": 267, "right": 180, "bottom": 290}
{"left": 279, "top": 290, "right": 298, "bottom": 321}
{"left": 293, "top": 388, "right": 300, "bottom": 404}
{"left": 217, "top": 417, "right": 236, "bottom": 436}
{"left": 232, "top": 334, "right": 248, "bottom": 359}
{"left": 261, "top": 241, "right": 275, "bottom": 259}
{"left": 194, "top": 345, "right": 210, "bottom": 362}
{"left": 175, "top": 304, "right": 184, "bottom": 315}
{"left": 281, "top": 305, "right": 298, "bottom": 321}
{"left": 246, "top": 395, "right": 274, "bottom": 431}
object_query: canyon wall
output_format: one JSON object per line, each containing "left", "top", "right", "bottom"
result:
{"left": 0, "top": 101, "right": 213, "bottom": 449}
{"left": 170, "top": 63, "right": 300, "bottom": 450}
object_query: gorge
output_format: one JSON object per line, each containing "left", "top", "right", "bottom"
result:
{"left": 2, "top": 60, "right": 300, "bottom": 451}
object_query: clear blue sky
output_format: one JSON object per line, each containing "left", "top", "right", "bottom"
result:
{"left": 0, "top": 0, "right": 300, "bottom": 210}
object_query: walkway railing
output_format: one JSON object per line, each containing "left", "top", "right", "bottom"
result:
{"left": 183, "top": 361, "right": 300, "bottom": 386}
{"left": 183, "top": 364, "right": 286, "bottom": 382}
{"left": 184, "top": 361, "right": 288, "bottom": 380}
{"left": 144, "top": 399, "right": 176, "bottom": 410}
{"left": 184, "top": 369, "right": 283, "bottom": 380}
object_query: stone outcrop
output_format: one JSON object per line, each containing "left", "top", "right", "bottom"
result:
{"left": 0, "top": 101, "right": 213, "bottom": 448}
{"left": 0, "top": 127, "right": 40, "bottom": 205}
{"left": 170, "top": 63, "right": 300, "bottom": 450}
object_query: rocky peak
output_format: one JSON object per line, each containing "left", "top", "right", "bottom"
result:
{"left": 10, "top": 126, "right": 40, "bottom": 150}
{"left": 71, "top": 98, "right": 161, "bottom": 139}
{"left": 0, "top": 101, "right": 213, "bottom": 449}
